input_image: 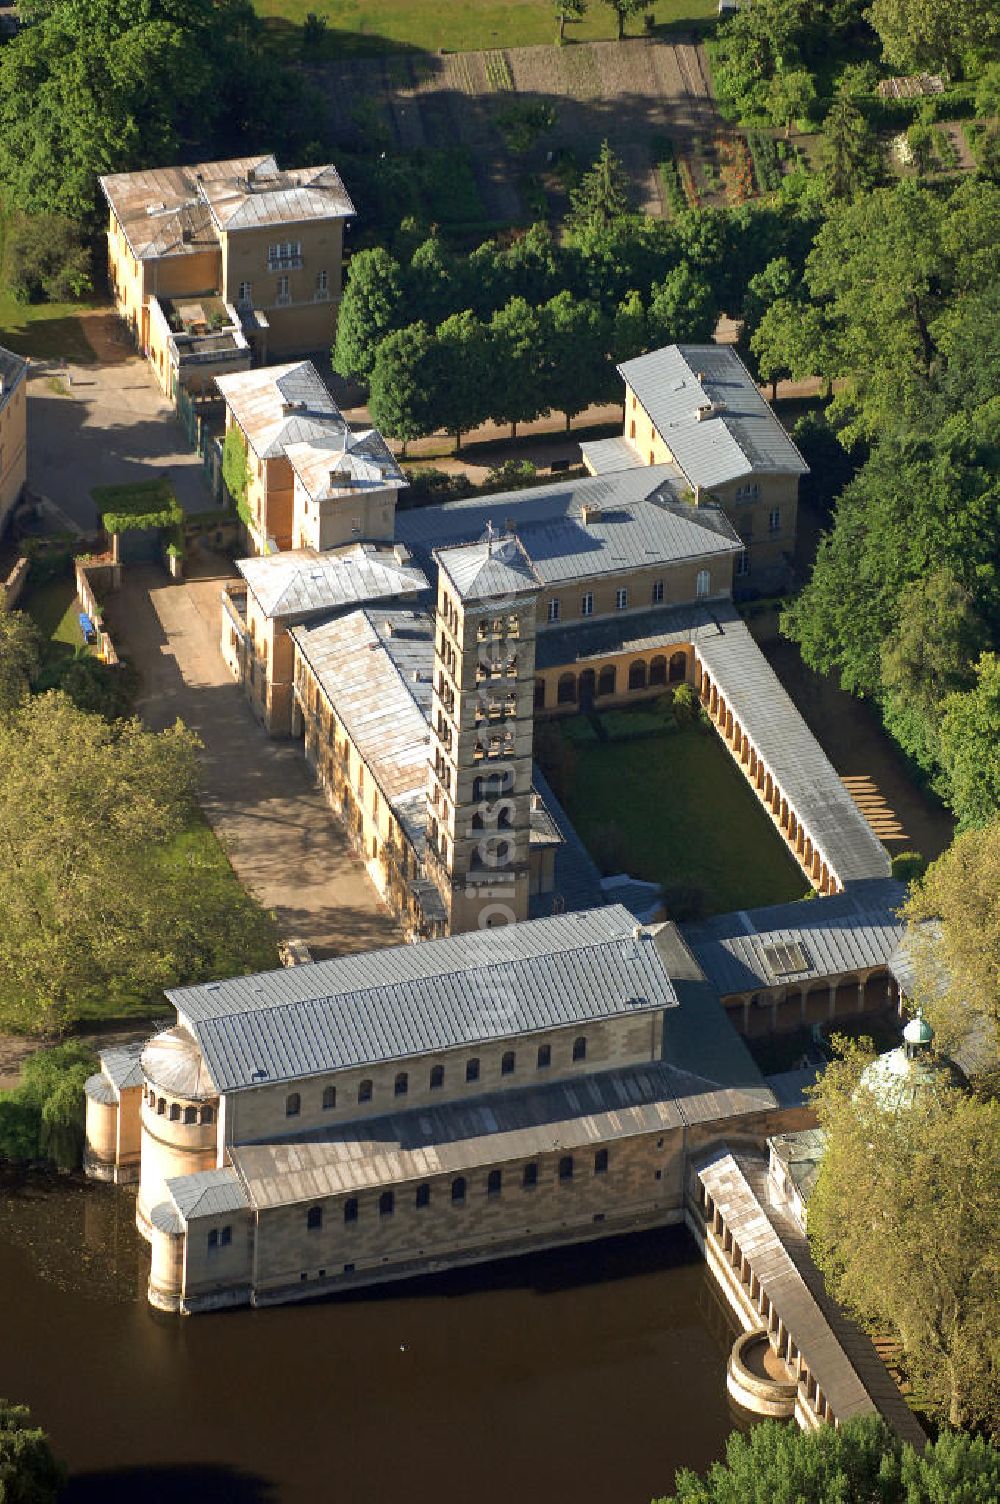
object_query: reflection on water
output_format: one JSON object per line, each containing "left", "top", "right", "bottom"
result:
{"left": 0, "top": 1176, "right": 742, "bottom": 1504}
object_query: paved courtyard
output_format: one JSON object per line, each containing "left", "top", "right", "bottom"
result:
{"left": 103, "top": 556, "right": 403, "bottom": 960}
{"left": 25, "top": 316, "right": 212, "bottom": 531}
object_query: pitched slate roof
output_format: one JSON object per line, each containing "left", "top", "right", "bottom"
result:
{"left": 618, "top": 345, "right": 809, "bottom": 489}
{"left": 682, "top": 879, "right": 906, "bottom": 997}
{"left": 436, "top": 534, "right": 541, "bottom": 602}
{"left": 199, "top": 159, "right": 353, "bottom": 231}
{"left": 285, "top": 426, "right": 405, "bottom": 502}
{"left": 167, "top": 906, "right": 678, "bottom": 1092}
{"left": 237, "top": 544, "right": 427, "bottom": 620}
{"left": 395, "top": 465, "right": 741, "bottom": 587}
{"left": 215, "top": 362, "right": 345, "bottom": 458}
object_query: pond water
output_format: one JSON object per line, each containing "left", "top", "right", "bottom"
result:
{"left": 0, "top": 1177, "right": 744, "bottom": 1504}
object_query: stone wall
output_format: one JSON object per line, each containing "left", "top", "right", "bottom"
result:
{"left": 0, "top": 556, "right": 29, "bottom": 609}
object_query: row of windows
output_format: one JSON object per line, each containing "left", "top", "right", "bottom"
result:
{"left": 235, "top": 270, "right": 328, "bottom": 307}
{"left": 306, "top": 1150, "right": 611, "bottom": 1229}
{"left": 144, "top": 1088, "right": 214, "bottom": 1125}
{"left": 284, "top": 1038, "right": 589, "bottom": 1116}
{"left": 547, "top": 579, "right": 666, "bottom": 624}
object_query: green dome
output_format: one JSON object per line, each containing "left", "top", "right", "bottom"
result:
{"left": 903, "top": 1014, "right": 934, "bottom": 1047}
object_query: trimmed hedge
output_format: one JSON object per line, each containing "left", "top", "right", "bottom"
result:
{"left": 93, "top": 478, "right": 182, "bottom": 535}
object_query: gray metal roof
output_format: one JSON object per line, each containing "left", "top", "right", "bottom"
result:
{"left": 395, "top": 466, "right": 740, "bottom": 587}
{"left": 231, "top": 1054, "right": 773, "bottom": 1208}
{"left": 238, "top": 544, "right": 427, "bottom": 621}
{"left": 167, "top": 906, "right": 678, "bottom": 1092}
{"left": 216, "top": 362, "right": 346, "bottom": 459}
{"left": 682, "top": 879, "right": 906, "bottom": 997}
{"left": 528, "top": 766, "right": 605, "bottom": 918}
{"left": 436, "top": 535, "right": 540, "bottom": 602}
{"left": 694, "top": 607, "right": 890, "bottom": 884}
{"left": 618, "top": 345, "right": 809, "bottom": 488}
{"left": 534, "top": 600, "right": 723, "bottom": 671}
{"left": 166, "top": 1167, "right": 249, "bottom": 1222}
{"left": 84, "top": 1072, "right": 117, "bottom": 1106}
{"left": 579, "top": 436, "right": 648, "bottom": 476}
{"left": 0, "top": 346, "right": 28, "bottom": 410}
{"left": 98, "top": 1041, "right": 146, "bottom": 1094}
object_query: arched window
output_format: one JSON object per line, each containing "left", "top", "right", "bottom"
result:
{"left": 452, "top": 1177, "right": 467, "bottom": 1204}
{"left": 169, "top": 1102, "right": 181, "bottom": 1121}
{"left": 183, "top": 1105, "right": 197, "bottom": 1125}
{"left": 523, "top": 1163, "right": 538, "bottom": 1189}
{"left": 501, "top": 1050, "right": 515, "bottom": 1076}
{"left": 358, "top": 1079, "right": 373, "bottom": 1104}
{"left": 598, "top": 665, "right": 616, "bottom": 697}
{"left": 379, "top": 1190, "right": 394, "bottom": 1217}
{"left": 628, "top": 660, "right": 647, "bottom": 691}
{"left": 559, "top": 1155, "right": 574, "bottom": 1182}
{"left": 572, "top": 1036, "right": 587, "bottom": 1062}
{"left": 286, "top": 1092, "right": 301, "bottom": 1117}
{"left": 395, "top": 1071, "right": 408, "bottom": 1097}
{"left": 557, "top": 673, "right": 577, "bottom": 705}
{"left": 487, "top": 1169, "right": 502, "bottom": 1197}
{"left": 415, "top": 1184, "right": 431, "bottom": 1209}
{"left": 649, "top": 655, "right": 667, "bottom": 686}
{"left": 669, "top": 651, "right": 687, "bottom": 683}
{"left": 344, "top": 1198, "right": 358, "bottom": 1223}
{"left": 430, "top": 1064, "right": 444, "bottom": 1090}
{"left": 307, "top": 1205, "right": 323, "bottom": 1231}
{"left": 322, "top": 1085, "right": 336, "bottom": 1110}
{"left": 466, "top": 1058, "right": 480, "bottom": 1083}
{"left": 594, "top": 1148, "right": 609, "bottom": 1175}
{"left": 200, "top": 1105, "right": 214, "bottom": 1125}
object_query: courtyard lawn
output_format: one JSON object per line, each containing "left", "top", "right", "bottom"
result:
{"left": 0, "top": 211, "right": 96, "bottom": 363}
{"left": 556, "top": 717, "right": 809, "bottom": 917}
{"left": 21, "top": 577, "right": 89, "bottom": 671}
{"left": 258, "top": 0, "right": 716, "bottom": 56}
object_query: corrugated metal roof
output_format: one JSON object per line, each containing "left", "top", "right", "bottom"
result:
{"left": 232, "top": 1057, "right": 773, "bottom": 1207}
{"left": 395, "top": 466, "right": 740, "bottom": 587}
{"left": 166, "top": 1167, "right": 249, "bottom": 1222}
{"left": 238, "top": 544, "right": 427, "bottom": 620}
{"left": 167, "top": 906, "right": 678, "bottom": 1091}
{"left": 580, "top": 436, "right": 649, "bottom": 476}
{"left": 618, "top": 345, "right": 809, "bottom": 488}
{"left": 436, "top": 535, "right": 540, "bottom": 601}
{"left": 694, "top": 610, "right": 890, "bottom": 883}
{"left": 98, "top": 1042, "right": 145, "bottom": 1094}
{"left": 682, "top": 879, "right": 906, "bottom": 997}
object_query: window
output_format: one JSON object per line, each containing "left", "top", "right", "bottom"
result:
{"left": 395, "top": 1071, "right": 408, "bottom": 1097}
{"left": 594, "top": 1148, "right": 609, "bottom": 1175}
{"left": 267, "top": 239, "right": 302, "bottom": 269}
{"left": 184, "top": 1106, "right": 197, "bottom": 1124}
{"left": 286, "top": 1092, "right": 301, "bottom": 1117}
{"left": 416, "top": 1183, "right": 431, "bottom": 1209}
{"left": 696, "top": 569, "right": 710, "bottom": 599}
{"left": 537, "top": 1044, "right": 551, "bottom": 1069}
{"left": 466, "top": 1058, "right": 480, "bottom": 1083}
{"left": 615, "top": 587, "right": 628, "bottom": 611}
{"left": 276, "top": 274, "right": 290, "bottom": 305}
{"left": 237, "top": 280, "right": 252, "bottom": 307}
{"left": 169, "top": 1103, "right": 180, "bottom": 1121}
{"left": 315, "top": 269, "right": 329, "bottom": 300}
{"left": 379, "top": 1191, "right": 394, "bottom": 1218}
{"left": 430, "top": 1064, "right": 445, "bottom": 1090}
{"left": 649, "top": 656, "right": 667, "bottom": 687}
{"left": 651, "top": 579, "right": 664, "bottom": 604}
{"left": 736, "top": 481, "right": 759, "bottom": 502}
{"left": 344, "top": 1198, "right": 358, "bottom": 1223}
{"left": 221, "top": 1225, "right": 232, "bottom": 1246}
{"left": 572, "top": 1036, "right": 587, "bottom": 1062}
{"left": 559, "top": 1156, "right": 574, "bottom": 1182}
{"left": 358, "top": 1079, "right": 373, "bottom": 1104}
{"left": 557, "top": 673, "right": 577, "bottom": 705}
{"left": 628, "top": 660, "right": 647, "bottom": 691}
{"left": 322, "top": 1085, "right": 336, "bottom": 1110}
{"left": 547, "top": 599, "right": 560, "bottom": 623}
{"left": 501, "top": 1050, "right": 515, "bottom": 1076}
{"left": 598, "top": 665, "right": 616, "bottom": 697}
{"left": 452, "top": 1177, "right": 467, "bottom": 1204}
{"left": 157, "top": 1098, "right": 166, "bottom": 1115}
{"left": 523, "top": 1163, "right": 538, "bottom": 1189}
{"left": 208, "top": 1229, "right": 219, "bottom": 1250}
{"left": 735, "top": 550, "right": 749, "bottom": 578}
{"left": 487, "top": 1169, "right": 502, "bottom": 1197}
{"left": 769, "top": 508, "right": 781, "bottom": 533}
{"left": 581, "top": 592, "right": 593, "bottom": 617}
{"left": 307, "top": 1206, "right": 323, "bottom": 1231}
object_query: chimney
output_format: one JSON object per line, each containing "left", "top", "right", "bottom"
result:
{"left": 393, "top": 543, "right": 411, "bottom": 566}
{"left": 694, "top": 484, "right": 702, "bottom": 506}
{"left": 580, "top": 502, "right": 602, "bottom": 525}
{"left": 384, "top": 620, "right": 394, "bottom": 637}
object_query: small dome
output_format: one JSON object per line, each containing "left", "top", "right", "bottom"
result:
{"left": 903, "top": 1015, "right": 934, "bottom": 1047}
{"left": 858, "top": 1014, "right": 965, "bottom": 1113}
{"left": 141, "top": 1026, "right": 217, "bottom": 1101}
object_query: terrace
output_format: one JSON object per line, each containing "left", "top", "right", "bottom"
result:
{"left": 149, "top": 292, "right": 251, "bottom": 390}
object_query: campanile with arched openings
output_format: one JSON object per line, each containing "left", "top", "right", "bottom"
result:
{"left": 425, "top": 532, "right": 541, "bottom": 934}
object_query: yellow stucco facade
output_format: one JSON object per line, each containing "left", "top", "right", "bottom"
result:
{"left": 0, "top": 349, "right": 28, "bottom": 537}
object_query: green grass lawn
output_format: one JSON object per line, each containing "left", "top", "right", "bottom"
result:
{"left": 21, "top": 577, "right": 89, "bottom": 671}
{"left": 0, "top": 211, "right": 97, "bottom": 363}
{"left": 259, "top": 0, "right": 716, "bottom": 56}
{"left": 555, "top": 716, "right": 809, "bottom": 917}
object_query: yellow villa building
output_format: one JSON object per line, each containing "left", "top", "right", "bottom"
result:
{"left": 0, "top": 346, "right": 28, "bottom": 538}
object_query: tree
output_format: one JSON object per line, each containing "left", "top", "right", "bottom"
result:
{"left": 539, "top": 292, "right": 610, "bottom": 427}
{"left": 938, "top": 654, "right": 1000, "bottom": 831}
{"left": 5, "top": 213, "right": 92, "bottom": 302}
{"left": 821, "top": 96, "right": 881, "bottom": 200}
{"left": 34, "top": 652, "right": 138, "bottom": 722}
{"left": 647, "top": 264, "right": 717, "bottom": 346}
{"left": 566, "top": 140, "right": 631, "bottom": 239}
{"left": 768, "top": 68, "right": 817, "bottom": 137}
{"left": 367, "top": 322, "right": 438, "bottom": 454}
{"left": 0, "top": 610, "right": 42, "bottom": 714}
{"left": 904, "top": 819, "right": 1000, "bottom": 1071}
{"left": 407, "top": 235, "right": 463, "bottom": 328}
{"left": 0, "top": 1040, "right": 97, "bottom": 1168}
{"left": 710, "top": 0, "right": 809, "bottom": 123}
{"left": 555, "top": 0, "right": 586, "bottom": 41}
{"left": 599, "top": 0, "right": 643, "bottom": 39}
{"left": 222, "top": 426, "right": 251, "bottom": 523}
{"left": 808, "top": 1043, "right": 1000, "bottom": 1434}
{"left": 0, "top": 693, "right": 278, "bottom": 1033}
{"left": 487, "top": 297, "right": 548, "bottom": 439}
{"left": 611, "top": 290, "right": 648, "bottom": 366}
{"left": 659, "top": 1416, "right": 1000, "bottom": 1502}
{"left": 428, "top": 310, "right": 492, "bottom": 450}
{"left": 331, "top": 246, "right": 404, "bottom": 384}
{"left": 0, "top": 1399, "right": 63, "bottom": 1502}
{"left": 867, "top": 0, "right": 1000, "bottom": 74}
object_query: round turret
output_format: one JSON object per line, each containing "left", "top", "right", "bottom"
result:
{"left": 136, "top": 1026, "right": 220, "bottom": 1241}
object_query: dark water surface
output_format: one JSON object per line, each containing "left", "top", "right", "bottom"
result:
{"left": 0, "top": 1178, "right": 742, "bottom": 1504}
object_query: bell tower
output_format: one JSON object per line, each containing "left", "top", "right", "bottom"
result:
{"left": 425, "top": 533, "right": 540, "bottom": 934}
